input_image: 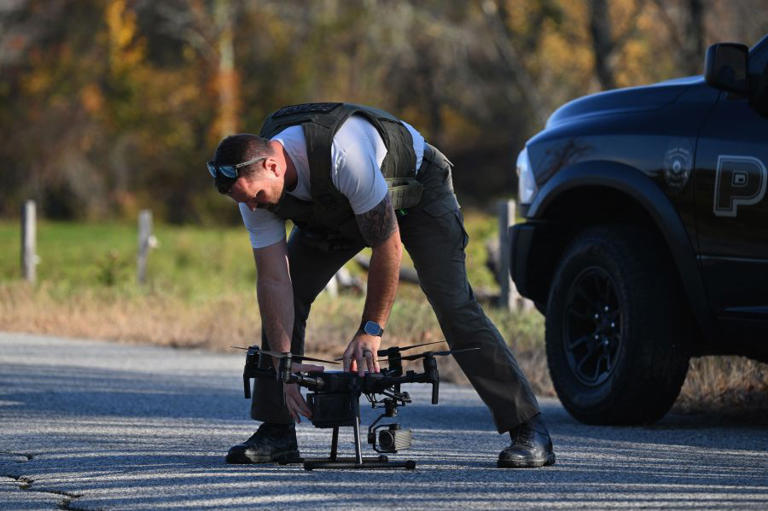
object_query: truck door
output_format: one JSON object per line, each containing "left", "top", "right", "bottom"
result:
{"left": 694, "top": 90, "right": 768, "bottom": 341}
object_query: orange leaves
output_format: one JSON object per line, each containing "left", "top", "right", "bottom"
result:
{"left": 105, "top": 0, "right": 145, "bottom": 75}
{"left": 80, "top": 84, "right": 104, "bottom": 115}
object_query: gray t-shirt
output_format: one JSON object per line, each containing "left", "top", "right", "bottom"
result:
{"left": 240, "top": 115, "right": 424, "bottom": 248}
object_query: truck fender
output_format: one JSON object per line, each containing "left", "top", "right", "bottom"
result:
{"left": 527, "top": 160, "right": 715, "bottom": 341}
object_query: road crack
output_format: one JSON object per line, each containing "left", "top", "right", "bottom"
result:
{"left": 2, "top": 452, "right": 86, "bottom": 510}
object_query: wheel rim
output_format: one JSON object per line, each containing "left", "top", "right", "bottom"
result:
{"left": 562, "top": 266, "right": 622, "bottom": 387}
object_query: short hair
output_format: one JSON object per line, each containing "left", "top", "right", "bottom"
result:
{"left": 210, "top": 134, "right": 273, "bottom": 194}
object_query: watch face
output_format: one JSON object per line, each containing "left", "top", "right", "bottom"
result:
{"left": 364, "top": 321, "right": 383, "bottom": 336}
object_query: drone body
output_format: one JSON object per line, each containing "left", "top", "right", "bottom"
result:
{"left": 239, "top": 342, "right": 476, "bottom": 470}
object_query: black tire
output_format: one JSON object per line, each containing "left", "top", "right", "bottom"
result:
{"left": 545, "top": 224, "right": 690, "bottom": 425}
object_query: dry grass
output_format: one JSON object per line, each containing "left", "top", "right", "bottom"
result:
{"left": 3, "top": 282, "right": 767, "bottom": 417}
{"left": 0, "top": 281, "right": 547, "bottom": 388}
{"left": 0, "top": 282, "right": 257, "bottom": 349}
{"left": 674, "top": 356, "right": 768, "bottom": 417}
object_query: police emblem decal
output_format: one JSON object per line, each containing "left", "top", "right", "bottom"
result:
{"left": 663, "top": 146, "right": 693, "bottom": 192}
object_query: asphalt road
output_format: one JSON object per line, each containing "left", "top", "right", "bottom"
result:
{"left": 1, "top": 332, "right": 766, "bottom": 510}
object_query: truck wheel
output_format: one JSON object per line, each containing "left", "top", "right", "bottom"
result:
{"left": 545, "top": 225, "right": 690, "bottom": 425}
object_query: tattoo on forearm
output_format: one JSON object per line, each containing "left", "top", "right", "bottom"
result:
{"left": 356, "top": 195, "right": 397, "bottom": 247}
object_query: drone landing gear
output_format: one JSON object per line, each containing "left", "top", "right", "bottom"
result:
{"left": 283, "top": 417, "right": 415, "bottom": 471}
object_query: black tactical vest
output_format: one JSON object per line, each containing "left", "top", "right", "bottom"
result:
{"left": 259, "top": 103, "right": 420, "bottom": 247}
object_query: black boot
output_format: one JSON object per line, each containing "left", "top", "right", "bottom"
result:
{"left": 498, "top": 413, "right": 556, "bottom": 468}
{"left": 226, "top": 423, "right": 299, "bottom": 464}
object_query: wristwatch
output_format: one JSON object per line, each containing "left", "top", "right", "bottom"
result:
{"left": 361, "top": 320, "right": 384, "bottom": 337}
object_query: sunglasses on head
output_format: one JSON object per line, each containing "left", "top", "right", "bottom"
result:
{"left": 207, "top": 156, "right": 266, "bottom": 179}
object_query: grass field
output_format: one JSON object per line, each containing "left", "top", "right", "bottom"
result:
{"left": 1, "top": 213, "right": 767, "bottom": 412}
{"left": 0, "top": 210, "right": 501, "bottom": 299}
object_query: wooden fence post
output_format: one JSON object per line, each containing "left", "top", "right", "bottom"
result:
{"left": 21, "top": 200, "right": 37, "bottom": 283}
{"left": 137, "top": 210, "right": 153, "bottom": 284}
{"left": 497, "top": 199, "right": 534, "bottom": 312}
{"left": 497, "top": 200, "right": 515, "bottom": 311}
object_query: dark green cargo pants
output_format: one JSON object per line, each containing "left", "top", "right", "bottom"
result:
{"left": 251, "top": 144, "right": 541, "bottom": 433}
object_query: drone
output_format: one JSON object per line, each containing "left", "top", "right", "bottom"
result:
{"left": 237, "top": 341, "right": 478, "bottom": 470}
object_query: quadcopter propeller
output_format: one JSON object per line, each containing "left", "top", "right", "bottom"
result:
{"left": 398, "top": 347, "right": 480, "bottom": 361}
{"left": 334, "top": 340, "right": 446, "bottom": 361}
{"left": 259, "top": 349, "right": 340, "bottom": 365}
{"left": 387, "top": 340, "right": 445, "bottom": 353}
{"left": 231, "top": 346, "right": 338, "bottom": 364}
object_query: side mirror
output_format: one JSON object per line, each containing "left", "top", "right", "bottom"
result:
{"left": 705, "top": 43, "right": 749, "bottom": 94}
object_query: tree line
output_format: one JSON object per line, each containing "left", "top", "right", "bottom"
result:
{"left": 0, "top": 0, "right": 765, "bottom": 224}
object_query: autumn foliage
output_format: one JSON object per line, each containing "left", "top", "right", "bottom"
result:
{"left": 1, "top": 0, "right": 765, "bottom": 222}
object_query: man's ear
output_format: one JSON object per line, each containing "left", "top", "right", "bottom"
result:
{"left": 264, "top": 156, "right": 281, "bottom": 177}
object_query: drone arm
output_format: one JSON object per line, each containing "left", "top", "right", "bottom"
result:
{"left": 287, "top": 372, "right": 324, "bottom": 390}
{"left": 359, "top": 363, "right": 440, "bottom": 406}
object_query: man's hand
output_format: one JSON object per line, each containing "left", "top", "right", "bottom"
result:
{"left": 283, "top": 362, "right": 324, "bottom": 423}
{"left": 343, "top": 333, "right": 381, "bottom": 376}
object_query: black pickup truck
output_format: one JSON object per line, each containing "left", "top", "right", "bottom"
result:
{"left": 510, "top": 35, "right": 768, "bottom": 425}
